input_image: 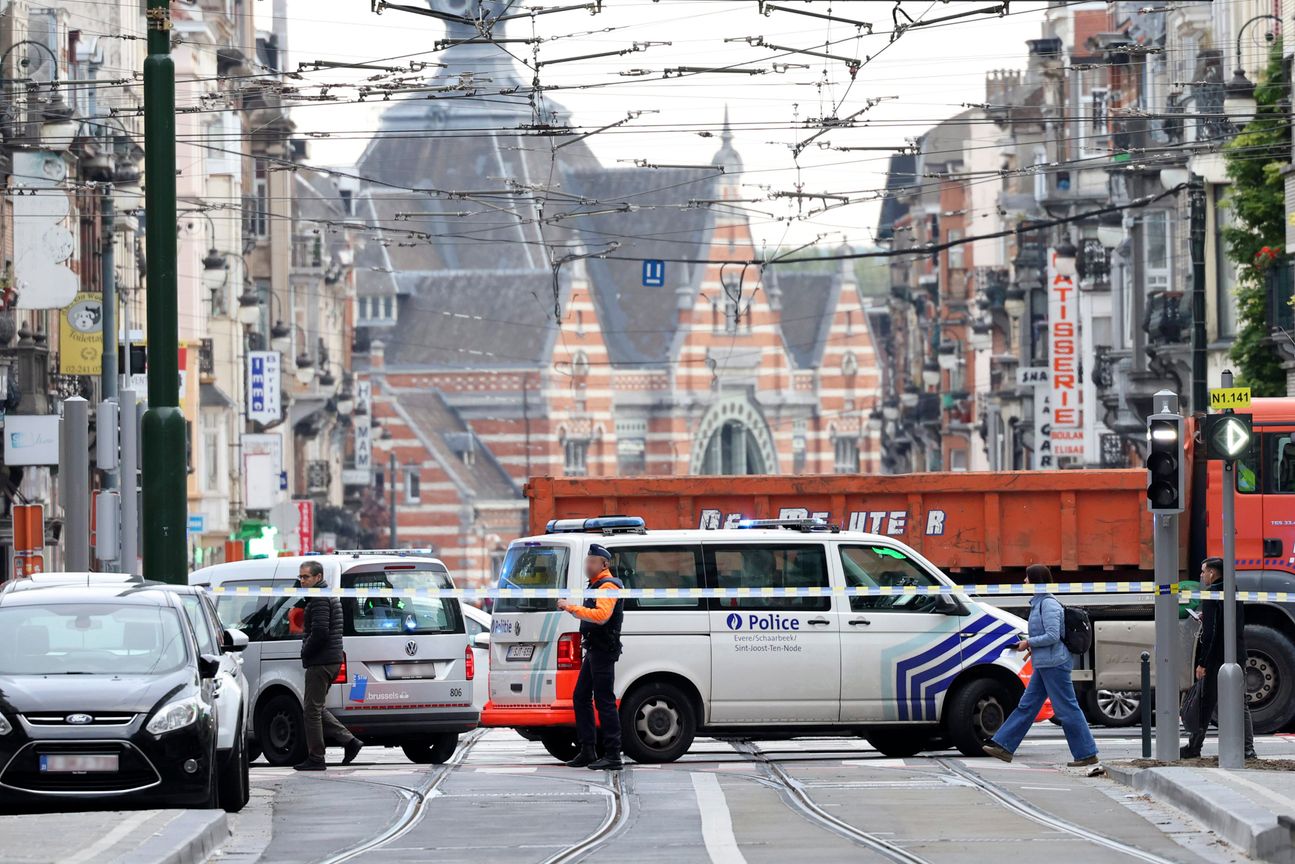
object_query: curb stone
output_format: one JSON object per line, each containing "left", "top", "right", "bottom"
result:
{"left": 108, "top": 810, "right": 229, "bottom": 864}
{"left": 1108, "top": 765, "right": 1294, "bottom": 864}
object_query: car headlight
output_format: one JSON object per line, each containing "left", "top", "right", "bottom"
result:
{"left": 0, "top": 713, "right": 11, "bottom": 736}
{"left": 146, "top": 697, "right": 200, "bottom": 735}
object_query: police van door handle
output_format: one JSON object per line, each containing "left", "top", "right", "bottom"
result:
{"left": 807, "top": 617, "right": 830, "bottom": 626}
{"left": 848, "top": 617, "right": 871, "bottom": 626}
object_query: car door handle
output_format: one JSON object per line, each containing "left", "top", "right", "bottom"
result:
{"left": 848, "top": 618, "right": 871, "bottom": 626}
{"left": 960, "top": 632, "right": 978, "bottom": 639}
{"left": 807, "top": 618, "right": 831, "bottom": 626}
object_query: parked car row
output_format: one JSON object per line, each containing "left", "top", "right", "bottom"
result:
{"left": 0, "top": 551, "right": 491, "bottom": 811}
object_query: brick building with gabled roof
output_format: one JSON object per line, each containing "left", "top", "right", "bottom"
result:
{"left": 346, "top": 10, "right": 884, "bottom": 584}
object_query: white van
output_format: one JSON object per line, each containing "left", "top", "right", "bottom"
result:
{"left": 192, "top": 552, "right": 476, "bottom": 765}
{"left": 481, "top": 518, "right": 1032, "bottom": 763}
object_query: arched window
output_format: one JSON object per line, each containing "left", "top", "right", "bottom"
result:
{"left": 702, "top": 420, "right": 767, "bottom": 475}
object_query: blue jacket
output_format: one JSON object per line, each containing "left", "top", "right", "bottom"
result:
{"left": 1026, "top": 593, "right": 1072, "bottom": 669}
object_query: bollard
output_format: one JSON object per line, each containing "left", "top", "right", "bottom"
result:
{"left": 1141, "top": 651, "right": 1152, "bottom": 759}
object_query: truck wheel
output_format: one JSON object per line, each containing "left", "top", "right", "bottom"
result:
{"left": 863, "top": 728, "right": 929, "bottom": 758}
{"left": 620, "top": 681, "right": 696, "bottom": 763}
{"left": 945, "top": 677, "right": 1019, "bottom": 757}
{"left": 539, "top": 731, "right": 581, "bottom": 762}
{"left": 1085, "top": 688, "right": 1142, "bottom": 728}
{"left": 255, "top": 694, "right": 306, "bottom": 767}
{"left": 1246, "top": 625, "right": 1295, "bottom": 733}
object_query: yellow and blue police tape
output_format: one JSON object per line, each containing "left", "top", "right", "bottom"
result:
{"left": 204, "top": 581, "right": 1295, "bottom": 602}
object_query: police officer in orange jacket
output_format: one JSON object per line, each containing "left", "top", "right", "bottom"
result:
{"left": 556, "top": 544, "right": 624, "bottom": 770}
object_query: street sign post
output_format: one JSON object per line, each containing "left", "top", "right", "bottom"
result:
{"left": 1211, "top": 371, "right": 1248, "bottom": 769}
{"left": 1148, "top": 390, "right": 1181, "bottom": 761}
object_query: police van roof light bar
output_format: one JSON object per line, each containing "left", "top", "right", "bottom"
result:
{"left": 736, "top": 518, "right": 840, "bottom": 533}
{"left": 545, "top": 516, "right": 647, "bottom": 535}
{"left": 343, "top": 548, "right": 438, "bottom": 558}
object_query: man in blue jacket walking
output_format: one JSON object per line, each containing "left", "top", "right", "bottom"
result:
{"left": 983, "top": 564, "right": 1100, "bottom": 768}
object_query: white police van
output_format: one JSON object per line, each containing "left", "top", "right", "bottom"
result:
{"left": 192, "top": 552, "right": 476, "bottom": 766}
{"left": 481, "top": 517, "right": 1031, "bottom": 763}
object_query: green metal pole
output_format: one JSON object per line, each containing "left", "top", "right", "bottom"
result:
{"left": 141, "top": 0, "right": 187, "bottom": 583}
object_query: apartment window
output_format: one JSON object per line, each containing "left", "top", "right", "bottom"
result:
{"left": 947, "top": 230, "right": 964, "bottom": 270}
{"left": 406, "top": 468, "right": 420, "bottom": 503}
{"left": 1144, "top": 210, "right": 1172, "bottom": 291}
{"left": 383, "top": 296, "right": 395, "bottom": 320}
{"left": 1090, "top": 88, "right": 1110, "bottom": 135}
{"left": 834, "top": 436, "right": 860, "bottom": 474}
{"left": 949, "top": 448, "right": 968, "bottom": 472}
{"left": 1214, "top": 189, "right": 1239, "bottom": 339}
{"left": 375, "top": 470, "right": 385, "bottom": 497}
{"left": 724, "top": 297, "right": 739, "bottom": 334}
{"left": 251, "top": 158, "right": 269, "bottom": 238}
{"left": 564, "top": 439, "right": 589, "bottom": 476}
{"left": 203, "top": 430, "right": 220, "bottom": 492}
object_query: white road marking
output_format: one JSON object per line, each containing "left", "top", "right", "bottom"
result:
{"left": 1018, "top": 785, "right": 1070, "bottom": 791}
{"left": 691, "top": 771, "right": 749, "bottom": 864}
{"left": 474, "top": 766, "right": 538, "bottom": 773}
{"left": 63, "top": 810, "right": 156, "bottom": 864}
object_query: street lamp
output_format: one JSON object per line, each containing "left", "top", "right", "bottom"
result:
{"left": 1004, "top": 287, "right": 1026, "bottom": 320}
{"left": 882, "top": 397, "right": 899, "bottom": 421}
{"left": 236, "top": 284, "right": 261, "bottom": 326}
{"left": 1097, "top": 212, "right": 1124, "bottom": 249}
{"left": 1223, "top": 69, "right": 1258, "bottom": 128}
{"left": 1053, "top": 236, "right": 1077, "bottom": 277}
{"left": 337, "top": 379, "right": 355, "bottom": 416}
{"left": 294, "top": 351, "right": 315, "bottom": 386}
{"left": 921, "top": 360, "right": 940, "bottom": 388}
{"left": 270, "top": 319, "right": 291, "bottom": 354}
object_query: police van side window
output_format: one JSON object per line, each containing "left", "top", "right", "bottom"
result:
{"left": 839, "top": 546, "right": 943, "bottom": 613}
{"left": 705, "top": 544, "right": 830, "bottom": 612}
{"left": 608, "top": 546, "right": 704, "bottom": 611}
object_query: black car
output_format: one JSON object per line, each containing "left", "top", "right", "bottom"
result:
{"left": 0, "top": 583, "right": 231, "bottom": 810}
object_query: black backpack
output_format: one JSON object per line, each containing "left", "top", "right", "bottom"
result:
{"left": 1062, "top": 604, "right": 1092, "bottom": 654}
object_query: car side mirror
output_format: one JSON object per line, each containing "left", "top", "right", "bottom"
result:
{"left": 222, "top": 628, "right": 249, "bottom": 653}
{"left": 473, "top": 632, "right": 490, "bottom": 650}
{"left": 198, "top": 654, "right": 222, "bottom": 679}
{"left": 935, "top": 594, "right": 965, "bottom": 615}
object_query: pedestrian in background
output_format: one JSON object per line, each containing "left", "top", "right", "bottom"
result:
{"left": 1181, "top": 557, "right": 1257, "bottom": 760}
{"left": 295, "top": 560, "right": 363, "bottom": 771}
{"left": 983, "top": 563, "right": 1101, "bottom": 769}
{"left": 556, "top": 544, "right": 625, "bottom": 770}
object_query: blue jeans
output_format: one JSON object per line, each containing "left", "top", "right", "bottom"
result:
{"left": 991, "top": 663, "right": 1097, "bottom": 761}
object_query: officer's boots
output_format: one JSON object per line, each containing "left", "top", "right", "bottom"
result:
{"left": 566, "top": 746, "right": 597, "bottom": 768}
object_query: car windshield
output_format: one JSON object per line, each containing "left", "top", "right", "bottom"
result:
{"left": 493, "top": 544, "right": 570, "bottom": 613}
{"left": 0, "top": 603, "right": 189, "bottom": 675}
{"left": 342, "top": 567, "right": 463, "bottom": 636}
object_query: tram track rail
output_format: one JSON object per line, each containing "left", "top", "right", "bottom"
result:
{"left": 540, "top": 770, "right": 629, "bottom": 864}
{"left": 732, "top": 740, "right": 931, "bottom": 864}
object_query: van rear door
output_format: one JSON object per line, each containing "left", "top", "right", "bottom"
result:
{"left": 487, "top": 542, "right": 575, "bottom": 710}
{"left": 331, "top": 562, "right": 472, "bottom": 730}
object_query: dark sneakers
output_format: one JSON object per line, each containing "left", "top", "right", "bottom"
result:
{"left": 982, "top": 742, "right": 1013, "bottom": 763}
{"left": 293, "top": 758, "right": 326, "bottom": 771}
{"left": 588, "top": 752, "right": 624, "bottom": 771}
{"left": 342, "top": 739, "right": 364, "bottom": 766}
{"left": 1067, "top": 755, "right": 1100, "bottom": 767}
{"left": 566, "top": 748, "right": 597, "bottom": 768}
{"left": 1180, "top": 746, "right": 1201, "bottom": 759}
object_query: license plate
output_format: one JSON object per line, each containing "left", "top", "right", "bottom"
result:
{"left": 40, "top": 754, "right": 118, "bottom": 774}
{"left": 385, "top": 661, "right": 438, "bottom": 680}
{"left": 506, "top": 644, "right": 535, "bottom": 661}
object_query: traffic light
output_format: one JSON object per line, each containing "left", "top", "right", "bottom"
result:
{"left": 1146, "top": 414, "right": 1185, "bottom": 513}
{"left": 1202, "top": 413, "right": 1253, "bottom": 462}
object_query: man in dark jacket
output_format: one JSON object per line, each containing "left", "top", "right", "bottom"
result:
{"left": 1182, "top": 557, "right": 1257, "bottom": 760}
{"left": 556, "top": 544, "right": 624, "bottom": 770}
{"left": 296, "top": 561, "right": 363, "bottom": 771}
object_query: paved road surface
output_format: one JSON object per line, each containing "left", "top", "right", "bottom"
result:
{"left": 217, "top": 728, "right": 1295, "bottom": 863}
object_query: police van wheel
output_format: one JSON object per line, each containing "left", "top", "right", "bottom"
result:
{"left": 863, "top": 728, "right": 928, "bottom": 758}
{"left": 402, "top": 734, "right": 458, "bottom": 764}
{"left": 946, "top": 677, "right": 1017, "bottom": 757}
{"left": 539, "top": 731, "right": 582, "bottom": 762}
{"left": 255, "top": 694, "right": 306, "bottom": 767}
{"left": 621, "top": 682, "right": 696, "bottom": 764}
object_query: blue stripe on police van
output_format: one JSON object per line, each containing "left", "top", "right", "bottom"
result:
{"left": 892, "top": 615, "right": 992, "bottom": 722}
{"left": 908, "top": 621, "right": 1013, "bottom": 720}
{"left": 922, "top": 629, "right": 1020, "bottom": 725}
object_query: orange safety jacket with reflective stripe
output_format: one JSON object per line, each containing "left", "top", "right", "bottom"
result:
{"left": 566, "top": 570, "right": 620, "bottom": 624}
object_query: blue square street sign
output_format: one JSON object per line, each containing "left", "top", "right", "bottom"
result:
{"left": 187, "top": 515, "right": 205, "bottom": 535}
{"left": 642, "top": 260, "right": 665, "bottom": 287}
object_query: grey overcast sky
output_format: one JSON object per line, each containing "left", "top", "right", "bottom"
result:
{"left": 256, "top": 1, "right": 1051, "bottom": 249}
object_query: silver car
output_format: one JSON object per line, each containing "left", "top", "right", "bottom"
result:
{"left": 192, "top": 553, "right": 477, "bottom": 766}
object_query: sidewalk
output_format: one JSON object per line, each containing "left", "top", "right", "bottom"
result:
{"left": 1109, "top": 759, "right": 1295, "bottom": 864}
{"left": 0, "top": 809, "right": 227, "bottom": 864}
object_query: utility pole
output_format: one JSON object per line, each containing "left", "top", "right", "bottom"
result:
{"left": 141, "top": 0, "right": 187, "bottom": 583}
{"left": 1218, "top": 369, "right": 1246, "bottom": 769}
{"left": 62, "top": 397, "right": 91, "bottom": 572}
{"left": 120, "top": 389, "right": 139, "bottom": 575}
{"left": 1189, "top": 178, "right": 1207, "bottom": 414}
{"left": 98, "top": 181, "right": 119, "bottom": 571}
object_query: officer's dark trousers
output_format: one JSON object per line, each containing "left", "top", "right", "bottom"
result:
{"left": 1187, "top": 663, "right": 1255, "bottom": 755}
{"left": 573, "top": 649, "right": 621, "bottom": 753}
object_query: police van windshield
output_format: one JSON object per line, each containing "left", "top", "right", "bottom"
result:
{"left": 494, "top": 544, "right": 570, "bottom": 613}
{"left": 341, "top": 567, "right": 463, "bottom": 636}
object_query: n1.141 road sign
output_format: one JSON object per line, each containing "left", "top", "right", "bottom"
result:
{"left": 1203, "top": 413, "right": 1253, "bottom": 461}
